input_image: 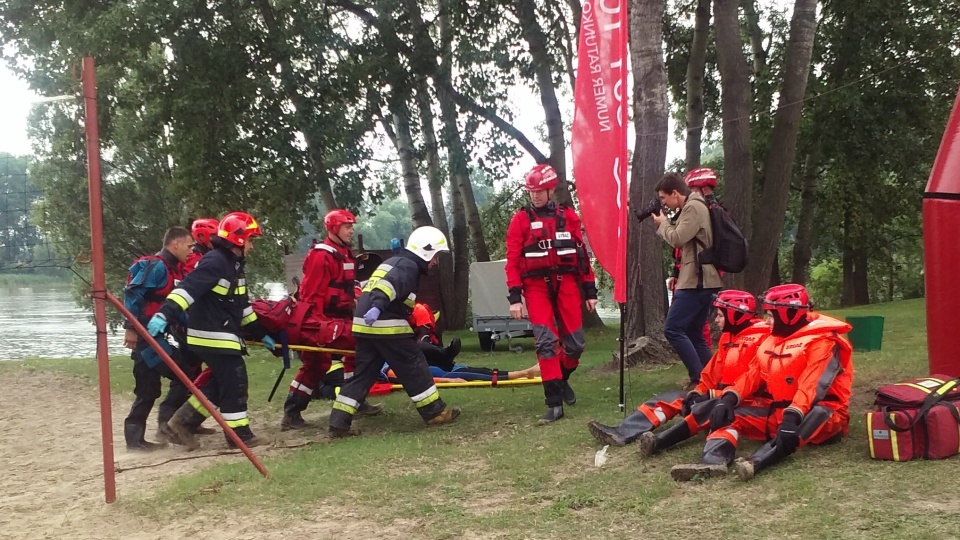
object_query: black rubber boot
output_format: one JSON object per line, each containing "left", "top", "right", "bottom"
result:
{"left": 734, "top": 440, "right": 785, "bottom": 481}
{"left": 168, "top": 404, "right": 208, "bottom": 451}
{"left": 539, "top": 406, "right": 565, "bottom": 425}
{"left": 444, "top": 337, "right": 462, "bottom": 362}
{"left": 124, "top": 421, "right": 166, "bottom": 452}
{"left": 587, "top": 411, "right": 656, "bottom": 447}
{"left": 670, "top": 437, "right": 737, "bottom": 482}
{"left": 560, "top": 367, "right": 577, "bottom": 405}
{"left": 281, "top": 391, "right": 312, "bottom": 431}
{"left": 639, "top": 420, "right": 693, "bottom": 456}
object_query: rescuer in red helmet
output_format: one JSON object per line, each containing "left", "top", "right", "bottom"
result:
{"left": 148, "top": 211, "right": 274, "bottom": 450}
{"left": 587, "top": 290, "right": 769, "bottom": 451}
{"left": 504, "top": 163, "right": 599, "bottom": 425}
{"left": 668, "top": 284, "right": 855, "bottom": 482}
{"left": 281, "top": 209, "right": 384, "bottom": 430}
{"left": 185, "top": 218, "right": 219, "bottom": 271}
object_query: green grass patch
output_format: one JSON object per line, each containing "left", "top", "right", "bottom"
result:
{"left": 12, "top": 298, "right": 960, "bottom": 538}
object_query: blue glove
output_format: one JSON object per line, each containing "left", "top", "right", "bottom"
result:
{"left": 147, "top": 314, "right": 167, "bottom": 336}
{"left": 262, "top": 335, "right": 276, "bottom": 351}
{"left": 363, "top": 306, "right": 382, "bottom": 325}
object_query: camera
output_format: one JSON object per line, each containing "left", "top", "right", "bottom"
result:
{"left": 633, "top": 198, "right": 665, "bottom": 222}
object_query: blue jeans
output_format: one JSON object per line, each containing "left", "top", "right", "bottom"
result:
{"left": 664, "top": 288, "right": 720, "bottom": 382}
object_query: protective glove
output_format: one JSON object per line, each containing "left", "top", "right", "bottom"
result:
{"left": 261, "top": 335, "right": 276, "bottom": 351}
{"left": 363, "top": 306, "right": 382, "bottom": 325}
{"left": 708, "top": 392, "right": 738, "bottom": 429}
{"left": 774, "top": 410, "right": 802, "bottom": 455}
{"left": 147, "top": 313, "right": 168, "bottom": 336}
{"left": 681, "top": 391, "right": 709, "bottom": 416}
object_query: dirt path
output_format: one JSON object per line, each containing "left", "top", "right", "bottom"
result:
{"left": 0, "top": 370, "right": 403, "bottom": 540}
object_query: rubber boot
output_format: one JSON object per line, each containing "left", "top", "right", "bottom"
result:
{"left": 193, "top": 423, "right": 217, "bottom": 435}
{"left": 124, "top": 421, "right": 166, "bottom": 452}
{"left": 560, "top": 367, "right": 576, "bottom": 405}
{"left": 156, "top": 421, "right": 184, "bottom": 445}
{"left": 539, "top": 380, "right": 565, "bottom": 425}
{"left": 427, "top": 406, "right": 462, "bottom": 426}
{"left": 734, "top": 440, "right": 785, "bottom": 481}
{"left": 168, "top": 404, "right": 208, "bottom": 451}
{"left": 356, "top": 400, "right": 385, "bottom": 417}
{"left": 444, "top": 337, "right": 462, "bottom": 362}
{"left": 328, "top": 425, "right": 362, "bottom": 438}
{"left": 281, "top": 391, "right": 312, "bottom": 431}
{"left": 670, "top": 437, "right": 737, "bottom": 482}
{"left": 639, "top": 420, "right": 694, "bottom": 457}
{"left": 587, "top": 411, "right": 655, "bottom": 447}
{"left": 539, "top": 406, "right": 564, "bottom": 425}
{"left": 226, "top": 434, "right": 266, "bottom": 449}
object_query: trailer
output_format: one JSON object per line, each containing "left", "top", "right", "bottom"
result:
{"left": 469, "top": 260, "right": 533, "bottom": 351}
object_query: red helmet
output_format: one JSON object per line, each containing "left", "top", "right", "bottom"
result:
{"left": 761, "top": 284, "right": 811, "bottom": 325}
{"left": 713, "top": 289, "right": 757, "bottom": 326}
{"left": 524, "top": 164, "right": 558, "bottom": 192}
{"left": 324, "top": 209, "right": 357, "bottom": 237}
{"left": 217, "top": 211, "right": 262, "bottom": 247}
{"left": 190, "top": 218, "right": 219, "bottom": 246}
{"left": 684, "top": 168, "right": 718, "bottom": 188}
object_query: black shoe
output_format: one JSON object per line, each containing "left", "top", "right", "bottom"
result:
{"left": 538, "top": 406, "right": 565, "bottom": 425}
{"left": 561, "top": 380, "right": 576, "bottom": 405}
{"left": 280, "top": 413, "right": 310, "bottom": 431}
{"left": 445, "top": 337, "right": 462, "bottom": 361}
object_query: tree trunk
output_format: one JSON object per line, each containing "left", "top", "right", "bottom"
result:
{"left": 744, "top": 0, "right": 817, "bottom": 295}
{"left": 515, "top": 0, "right": 572, "bottom": 206}
{"left": 384, "top": 101, "right": 433, "bottom": 227}
{"left": 626, "top": 0, "right": 670, "bottom": 341}
{"left": 853, "top": 250, "right": 870, "bottom": 305}
{"left": 712, "top": 0, "right": 755, "bottom": 292}
{"left": 440, "top": 163, "right": 470, "bottom": 330}
{"left": 685, "top": 0, "right": 711, "bottom": 170}
{"left": 415, "top": 82, "right": 450, "bottom": 239}
{"left": 742, "top": 0, "right": 767, "bottom": 77}
{"left": 791, "top": 146, "right": 820, "bottom": 285}
{"left": 769, "top": 251, "right": 781, "bottom": 289}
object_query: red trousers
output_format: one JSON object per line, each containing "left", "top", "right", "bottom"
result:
{"left": 289, "top": 330, "right": 356, "bottom": 398}
{"left": 523, "top": 276, "right": 585, "bottom": 381}
{"left": 706, "top": 405, "right": 846, "bottom": 449}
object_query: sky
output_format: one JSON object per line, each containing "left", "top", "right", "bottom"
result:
{"left": 0, "top": 65, "right": 38, "bottom": 156}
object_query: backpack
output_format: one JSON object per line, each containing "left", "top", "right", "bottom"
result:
{"left": 690, "top": 198, "right": 748, "bottom": 274}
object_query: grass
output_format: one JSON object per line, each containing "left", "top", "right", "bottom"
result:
{"left": 6, "top": 297, "right": 960, "bottom": 539}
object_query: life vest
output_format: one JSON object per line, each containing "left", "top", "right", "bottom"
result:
{"left": 710, "top": 321, "right": 770, "bottom": 393}
{"left": 126, "top": 254, "right": 182, "bottom": 321}
{"left": 753, "top": 314, "right": 853, "bottom": 411}
{"left": 519, "top": 203, "right": 581, "bottom": 279}
{"left": 306, "top": 241, "right": 357, "bottom": 316}
{"left": 410, "top": 302, "right": 440, "bottom": 345}
{"left": 184, "top": 244, "right": 209, "bottom": 274}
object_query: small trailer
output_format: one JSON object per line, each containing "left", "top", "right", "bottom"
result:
{"left": 469, "top": 260, "right": 533, "bottom": 351}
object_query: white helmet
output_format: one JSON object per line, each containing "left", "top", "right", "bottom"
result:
{"left": 405, "top": 226, "right": 450, "bottom": 262}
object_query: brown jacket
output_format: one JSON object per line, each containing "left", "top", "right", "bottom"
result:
{"left": 657, "top": 192, "right": 723, "bottom": 290}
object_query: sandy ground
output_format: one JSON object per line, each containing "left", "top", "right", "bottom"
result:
{"left": 0, "top": 370, "right": 412, "bottom": 540}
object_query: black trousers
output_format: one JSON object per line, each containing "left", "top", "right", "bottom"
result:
{"left": 330, "top": 337, "right": 445, "bottom": 429}
{"left": 125, "top": 340, "right": 199, "bottom": 427}
{"left": 188, "top": 350, "right": 253, "bottom": 439}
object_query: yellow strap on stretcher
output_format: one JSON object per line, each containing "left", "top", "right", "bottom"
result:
{"left": 249, "top": 341, "right": 355, "bottom": 356}
{"left": 390, "top": 377, "right": 543, "bottom": 390}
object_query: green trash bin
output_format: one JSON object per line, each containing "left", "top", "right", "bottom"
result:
{"left": 845, "top": 315, "right": 885, "bottom": 352}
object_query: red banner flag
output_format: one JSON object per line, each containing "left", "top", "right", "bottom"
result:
{"left": 571, "top": 0, "right": 629, "bottom": 303}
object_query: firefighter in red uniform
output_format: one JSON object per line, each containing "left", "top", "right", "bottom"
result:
{"left": 505, "top": 164, "right": 599, "bottom": 424}
{"left": 121, "top": 227, "right": 194, "bottom": 451}
{"left": 587, "top": 290, "right": 769, "bottom": 447}
{"left": 281, "top": 209, "right": 382, "bottom": 430}
{"left": 670, "top": 284, "right": 854, "bottom": 481}
{"left": 150, "top": 212, "right": 275, "bottom": 450}
{"left": 186, "top": 218, "right": 218, "bottom": 271}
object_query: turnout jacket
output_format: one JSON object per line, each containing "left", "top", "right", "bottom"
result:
{"left": 722, "top": 313, "right": 854, "bottom": 425}
{"left": 352, "top": 250, "right": 426, "bottom": 338}
{"left": 157, "top": 242, "right": 267, "bottom": 354}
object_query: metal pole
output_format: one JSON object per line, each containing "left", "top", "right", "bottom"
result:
{"left": 82, "top": 56, "right": 116, "bottom": 504}
{"left": 106, "top": 292, "right": 270, "bottom": 477}
{"left": 618, "top": 302, "right": 625, "bottom": 413}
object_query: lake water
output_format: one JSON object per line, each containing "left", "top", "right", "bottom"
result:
{"left": 0, "top": 283, "right": 618, "bottom": 361}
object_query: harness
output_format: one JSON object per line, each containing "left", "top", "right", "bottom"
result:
{"left": 312, "top": 242, "right": 357, "bottom": 316}
{"left": 126, "top": 253, "right": 181, "bottom": 321}
{"left": 520, "top": 203, "right": 583, "bottom": 279}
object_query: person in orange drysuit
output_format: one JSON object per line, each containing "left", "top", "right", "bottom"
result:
{"left": 669, "top": 283, "right": 854, "bottom": 482}
{"left": 281, "top": 209, "right": 382, "bottom": 430}
{"left": 587, "top": 290, "right": 769, "bottom": 447}
{"left": 505, "top": 163, "right": 598, "bottom": 424}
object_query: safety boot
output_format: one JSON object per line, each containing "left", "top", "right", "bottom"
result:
{"left": 639, "top": 421, "right": 694, "bottom": 457}
{"left": 733, "top": 440, "right": 784, "bottom": 481}
{"left": 124, "top": 422, "right": 166, "bottom": 452}
{"left": 444, "top": 337, "right": 462, "bottom": 361}
{"left": 194, "top": 424, "right": 217, "bottom": 435}
{"left": 669, "top": 463, "right": 729, "bottom": 482}
{"left": 227, "top": 435, "right": 266, "bottom": 449}
{"left": 538, "top": 406, "right": 565, "bottom": 425}
{"left": 427, "top": 407, "right": 462, "bottom": 426}
{"left": 280, "top": 412, "right": 310, "bottom": 432}
{"left": 560, "top": 367, "right": 577, "bottom": 405}
{"left": 156, "top": 421, "right": 184, "bottom": 445}
{"left": 587, "top": 411, "right": 655, "bottom": 447}
{"left": 355, "top": 400, "right": 385, "bottom": 417}
{"left": 328, "top": 425, "right": 362, "bottom": 438}
{"left": 168, "top": 405, "right": 206, "bottom": 451}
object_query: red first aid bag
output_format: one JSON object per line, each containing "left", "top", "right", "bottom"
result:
{"left": 867, "top": 375, "right": 960, "bottom": 461}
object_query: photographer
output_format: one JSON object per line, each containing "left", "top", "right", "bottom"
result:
{"left": 651, "top": 172, "right": 723, "bottom": 389}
